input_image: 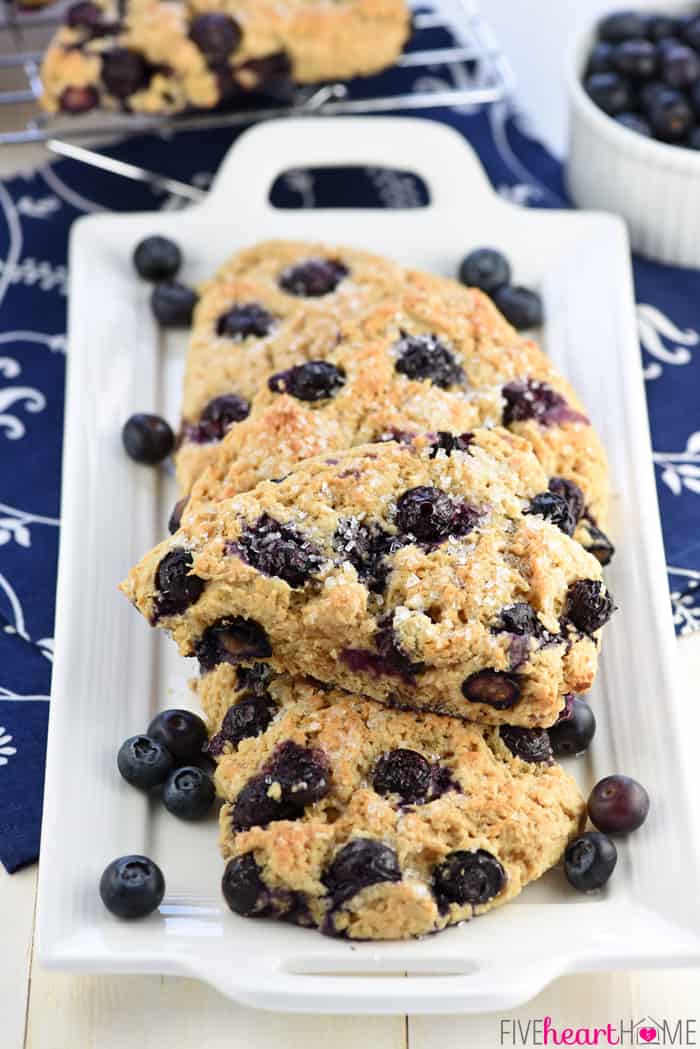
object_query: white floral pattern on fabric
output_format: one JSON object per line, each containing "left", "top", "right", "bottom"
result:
{"left": 638, "top": 304, "right": 698, "bottom": 381}
{"left": 654, "top": 432, "right": 700, "bottom": 497}
{"left": 0, "top": 728, "right": 17, "bottom": 767}
{"left": 0, "top": 357, "right": 46, "bottom": 440}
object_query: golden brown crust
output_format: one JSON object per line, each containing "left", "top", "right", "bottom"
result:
{"left": 122, "top": 430, "right": 609, "bottom": 727}
{"left": 205, "top": 672, "right": 586, "bottom": 939}
{"left": 40, "top": 0, "right": 411, "bottom": 114}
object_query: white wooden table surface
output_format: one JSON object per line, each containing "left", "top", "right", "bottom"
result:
{"left": 2, "top": 1, "right": 700, "bottom": 1044}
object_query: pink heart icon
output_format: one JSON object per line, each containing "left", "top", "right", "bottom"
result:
{"left": 639, "top": 1029, "right": 657, "bottom": 1044}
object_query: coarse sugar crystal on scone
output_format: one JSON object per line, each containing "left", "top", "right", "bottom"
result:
{"left": 40, "top": 0, "right": 411, "bottom": 116}
{"left": 121, "top": 429, "right": 614, "bottom": 727}
{"left": 175, "top": 240, "right": 409, "bottom": 491}
{"left": 182, "top": 268, "right": 612, "bottom": 555}
{"left": 202, "top": 671, "right": 586, "bottom": 940}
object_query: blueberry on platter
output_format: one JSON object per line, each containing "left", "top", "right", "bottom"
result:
{"left": 99, "top": 855, "right": 165, "bottom": 918}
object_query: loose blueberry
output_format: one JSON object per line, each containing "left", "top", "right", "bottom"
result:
{"left": 189, "top": 13, "right": 242, "bottom": 65}
{"left": 647, "top": 14, "right": 681, "bottom": 42}
{"left": 206, "top": 692, "right": 277, "bottom": 756}
{"left": 526, "top": 491, "right": 577, "bottom": 536}
{"left": 587, "top": 774, "right": 650, "bottom": 834}
{"left": 133, "top": 235, "right": 181, "bottom": 282}
{"left": 582, "top": 519, "right": 615, "bottom": 566}
{"left": 564, "top": 831, "right": 617, "bottom": 891}
{"left": 230, "top": 514, "right": 324, "bottom": 587}
{"left": 565, "top": 579, "right": 615, "bottom": 634}
{"left": 499, "top": 725, "right": 552, "bottom": 764}
{"left": 548, "top": 476, "right": 585, "bottom": 525}
{"left": 498, "top": 602, "right": 543, "bottom": 637}
{"left": 432, "top": 849, "right": 506, "bottom": 908}
{"left": 461, "top": 670, "right": 521, "bottom": 709}
{"left": 216, "top": 301, "right": 276, "bottom": 339}
{"left": 428, "top": 431, "right": 474, "bottom": 457}
{"left": 613, "top": 39, "right": 657, "bottom": 78}
{"left": 268, "top": 361, "right": 345, "bottom": 402}
{"left": 168, "top": 496, "right": 188, "bottom": 534}
{"left": 584, "top": 71, "right": 633, "bottom": 116}
{"left": 597, "top": 11, "right": 647, "bottom": 43}
{"left": 154, "top": 549, "right": 205, "bottom": 618}
{"left": 221, "top": 853, "right": 271, "bottom": 917}
{"left": 101, "top": 47, "right": 149, "bottom": 98}
{"left": 547, "top": 697, "right": 596, "bottom": 757}
{"left": 586, "top": 41, "right": 616, "bottom": 75}
{"left": 662, "top": 43, "right": 700, "bottom": 88}
{"left": 492, "top": 285, "right": 543, "bottom": 330}
{"left": 683, "top": 15, "right": 700, "bottom": 51}
{"left": 195, "top": 617, "right": 272, "bottom": 671}
{"left": 150, "top": 281, "right": 198, "bottom": 327}
{"left": 458, "top": 248, "right": 511, "bottom": 294}
{"left": 162, "top": 765, "right": 215, "bottom": 820}
{"left": 373, "top": 748, "right": 431, "bottom": 803}
{"left": 279, "top": 258, "right": 348, "bottom": 297}
{"left": 117, "top": 734, "right": 174, "bottom": 789}
{"left": 323, "top": 839, "right": 401, "bottom": 905}
{"left": 615, "top": 112, "right": 652, "bottom": 136}
{"left": 393, "top": 333, "right": 465, "bottom": 389}
{"left": 99, "top": 855, "right": 165, "bottom": 918}
{"left": 59, "top": 85, "right": 100, "bottom": 113}
{"left": 147, "top": 708, "right": 208, "bottom": 764}
{"left": 649, "top": 92, "right": 694, "bottom": 139}
{"left": 122, "top": 413, "right": 174, "bottom": 464}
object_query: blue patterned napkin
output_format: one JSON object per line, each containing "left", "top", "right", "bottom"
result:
{"left": 1, "top": 21, "right": 699, "bottom": 872}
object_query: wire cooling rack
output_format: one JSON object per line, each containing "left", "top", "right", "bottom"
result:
{"left": 0, "top": 0, "right": 513, "bottom": 146}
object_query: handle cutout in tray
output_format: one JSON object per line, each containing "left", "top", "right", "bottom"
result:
{"left": 269, "top": 166, "right": 430, "bottom": 210}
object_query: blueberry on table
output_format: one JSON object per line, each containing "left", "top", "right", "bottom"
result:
{"left": 649, "top": 94, "right": 694, "bottom": 140}
{"left": 99, "top": 855, "right": 165, "bottom": 918}
{"left": 162, "top": 765, "right": 215, "bottom": 820}
{"left": 614, "top": 112, "right": 652, "bottom": 136}
{"left": 122, "top": 413, "right": 174, "bottom": 464}
{"left": 613, "top": 39, "right": 657, "bottom": 79}
{"left": 588, "top": 774, "right": 650, "bottom": 834}
{"left": 547, "top": 698, "right": 596, "bottom": 757}
{"left": 492, "top": 285, "right": 543, "bottom": 331}
{"left": 564, "top": 832, "right": 617, "bottom": 892}
{"left": 597, "top": 11, "right": 648, "bottom": 43}
{"left": 150, "top": 281, "right": 198, "bottom": 327}
{"left": 133, "top": 235, "right": 182, "bottom": 282}
{"left": 457, "top": 248, "right": 511, "bottom": 294}
{"left": 147, "top": 708, "right": 208, "bottom": 764}
{"left": 584, "top": 72, "right": 633, "bottom": 116}
{"left": 117, "top": 735, "right": 174, "bottom": 789}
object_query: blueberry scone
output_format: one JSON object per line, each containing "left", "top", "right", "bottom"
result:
{"left": 203, "top": 671, "right": 585, "bottom": 939}
{"left": 121, "top": 430, "right": 614, "bottom": 727}
{"left": 40, "top": 0, "right": 410, "bottom": 115}
{"left": 183, "top": 270, "right": 612, "bottom": 556}
{"left": 176, "top": 241, "right": 409, "bottom": 491}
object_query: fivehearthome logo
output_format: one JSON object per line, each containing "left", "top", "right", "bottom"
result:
{"left": 499, "top": 1016, "right": 698, "bottom": 1046}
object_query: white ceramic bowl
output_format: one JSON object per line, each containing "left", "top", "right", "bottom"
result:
{"left": 567, "top": 7, "right": 700, "bottom": 266}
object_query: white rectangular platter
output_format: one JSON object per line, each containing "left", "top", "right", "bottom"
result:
{"left": 37, "top": 116, "right": 700, "bottom": 1014}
